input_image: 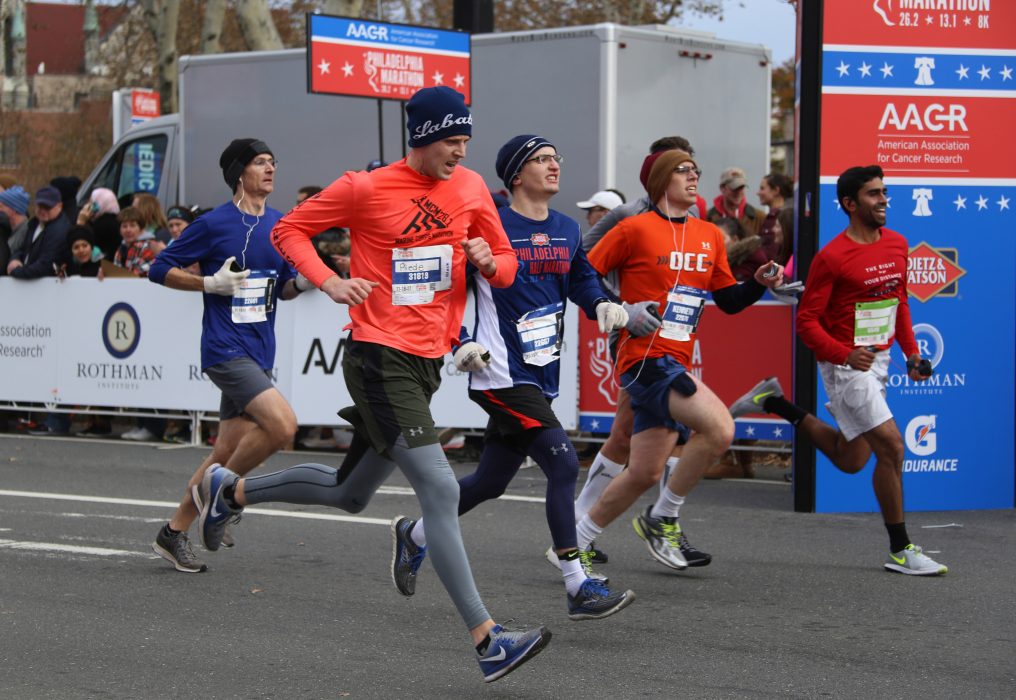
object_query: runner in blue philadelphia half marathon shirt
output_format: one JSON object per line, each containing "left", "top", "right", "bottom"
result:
{"left": 465, "top": 206, "right": 611, "bottom": 399}
{"left": 149, "top": 201, "right": 296, "bottom": 371}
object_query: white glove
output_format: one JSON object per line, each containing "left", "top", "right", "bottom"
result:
{"left": 453, "top": 341, "right": 490, "bottom": 372}
{"left": 295, "top": 273, "right": 316, "bottom": 292}
{"left": 203, "top": 256, "right": 250, "bottom": 295}
{"left": 622, "top": 301, "right": 662, "bottom": 337}
{"left": 595, "top": 301, "right": 629, "bottom": 333}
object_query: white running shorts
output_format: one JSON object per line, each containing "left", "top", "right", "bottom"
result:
{"left": 818, "top": 352, "right": 893, "bottom": 442}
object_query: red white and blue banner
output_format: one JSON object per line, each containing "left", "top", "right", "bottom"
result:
{"left": 307, "top": 14, "right": 471, "bottom": 103}
{"left": 812, "top": 0, "right": 1015, "bottom": 512}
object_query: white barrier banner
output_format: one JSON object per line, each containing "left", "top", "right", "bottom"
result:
{"left": 0, "top": 278, "right": 579, "bottom": 429}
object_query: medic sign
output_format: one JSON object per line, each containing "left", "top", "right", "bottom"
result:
{"left": 307, "top": 14, "right": 471, "bottom": 103}
{"left": 130, "top": 89, "right": 160, "bottom": 125}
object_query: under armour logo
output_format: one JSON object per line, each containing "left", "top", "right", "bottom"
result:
{"left": 407, "top": 427, "right": 424, "bottom": 437}
{"left": 701, "top": 241, "right": 711, "bottom": 250}
{"left": 549, "top": 443, "right": 569, "bottom": 456}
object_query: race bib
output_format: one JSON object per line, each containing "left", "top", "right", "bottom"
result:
{"left": 854, "top": 298, "right": 899, "bottom": 346}
{"left": 516, "top": 301, "right": 563, "bottom": 366}
{"left": 231, "top": 269, "right": 277, "bottom": 324}
{"left": 391, "top": 244, "right": 453, "bottom": 306}
{"left": 659, "top": 285, "right": 707, "bottom": 341}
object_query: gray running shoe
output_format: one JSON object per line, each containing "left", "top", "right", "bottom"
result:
{"left": 632, "top": 506, "right": 688, "bottom": 570}
{"left": 194, "top": 464, "right": 241, "bottom": 552}
{"left": 220, "top": 515, "right": 241, "bottom": 548}
{"left": 728, "top": 376, "right": 784, "bottom": 419}
{"left": 152, "top": 527, "right": 207, "bottom": 573}
{"left": 884, "top": 544, "right": 948, "bottom": 575}
{"left": 391, "top": 516, "right": 427, "bottom": 596}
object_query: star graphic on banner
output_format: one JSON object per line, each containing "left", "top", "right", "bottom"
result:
{"left": 885, "top": 195, "right": 892, "bottom": 209}
{"left": 836, "top": 60, "right": 850, "bottom": 77}
{"left": 774, "top": 426, "right": 784, "bottom": 438}
{"left": 963, "top": 16, "right": 972, "bottom": 26}
{"left": 587, "top": 340, "right": 594, "bottom": 348}
{"left": 925, "top": 14, "right": 934, "bottom": 25}
{"left": 317, "top": 59, "right": 330, "bottom": 75}
{"left": 880, "top": 62, "right": 894, "bottom": 78}
{"left": 590, "top": 419, "right": 600, "bottom": 431}
{"left": 432, "top": 70, "right": 444, "bottom": 85}
{"left": 978, "top": 65, "right": 991, "bottom": 80}
{"left": 956, "top": 64, "right": 969, "bottom": 80}
{"left": 833, "top": 197, "right": 841, "bottom": 211}
{"left": 1001, "top": 65, "right": 1013, "bottom": 81}
{"left": 975, "top": 195, "right": 989, "bottom": 211}
{"left": 999, "top": 195, "right": 1011, "bottom": 211}
{"left": 453, "top": 73, "right": 465, "bottom": 88}
{"left": 746, "top": 426, "right": 756, "bottom": 437}
{"left": 953, "top": 195, "right": 967, "bottom": 210}
{"left": 859, "top": 62, "right": 872, "bottom": 78}
{"left": 342, "top": 62, "right": 354, "bottom": 77}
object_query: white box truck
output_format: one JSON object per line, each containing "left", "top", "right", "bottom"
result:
{"left": 78, "top": 23, "right": 771, "bottom": 214}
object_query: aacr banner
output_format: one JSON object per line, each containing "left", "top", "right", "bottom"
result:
{"left": 812, "top": 0, "right": 1015, "bottom": 511}
{"left": 0, "top": 278, "right": 579, "bottom": 429}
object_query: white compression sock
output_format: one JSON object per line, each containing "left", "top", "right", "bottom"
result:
{"left": 575, "top": 515, "right": 604, "bottom": 551}
{"left": 651, "top": 486, "right": 685, "bottom": 519}
{"left": 574, "top": 452, "right": 625, "bottom": 522}
{"left": 659, "top": 456, "right": 679, "bottom": 495}
{"left": 559, "top": 552, "right": 585, "bottom": 596}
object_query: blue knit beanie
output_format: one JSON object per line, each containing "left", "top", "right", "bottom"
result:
{"left": 495, "top": 135, "right": 554, "bottom": 191}
{"left": 405, "top": 87, "right": 472, "bottom": 148}
{"left": 0, "top": 185, "right": 29, "bottom": 216}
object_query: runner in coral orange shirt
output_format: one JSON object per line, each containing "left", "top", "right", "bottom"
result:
{"left": 579, "top": 149, "right": 784, "bottom": 572}
{"left": 193, "top": 87, "right": 551, "bottom": 683}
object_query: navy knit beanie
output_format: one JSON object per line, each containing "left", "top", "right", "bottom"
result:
{"left": 495, "top": 135, "right": 554, "bottom": 191}
{"left": 219, "top": 138, "right": 273, "bottom": 191}
{"left": 405, "top": 87, "right": 472, "bottom": 148}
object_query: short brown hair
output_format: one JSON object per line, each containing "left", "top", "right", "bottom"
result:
{"left": 118, "top": 206, "right": 144, "bottom": 226}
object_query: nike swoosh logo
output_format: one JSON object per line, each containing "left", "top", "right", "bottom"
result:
{"left": 889, "top": 553, "right": 906, "bottom": 565}
{"left": 752, "top": 390, "right": 775, "bottom": 404}
{"left": 210, "top": 498, "right": 226, "bottom": 519}
{"left": 485, "top": 647, "right": 507, "bottom": 663}
{"left": 589, "top": 465, "right": 605, "bottom": 480}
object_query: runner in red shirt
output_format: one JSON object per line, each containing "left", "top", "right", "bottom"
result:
{"left": 578, "top": 149, "right": 784, "bottom": 571}
{"left": 193, "top": 87, "right": 551, "bottom": 682}
{"left": 729, "top": 165, "right": 947, "bottom": 576}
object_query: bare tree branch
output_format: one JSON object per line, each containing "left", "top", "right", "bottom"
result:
{"left": 235, "top": 0, "right": 284, "bottom": 51}
{"left": 201, "top": 0, "right": 226, "bottom": 54}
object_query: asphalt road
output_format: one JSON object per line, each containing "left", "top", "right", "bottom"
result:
{"left": 1, "top": 435, "right": 1013, "bottom": 699}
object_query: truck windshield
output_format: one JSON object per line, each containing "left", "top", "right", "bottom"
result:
{"left": 90, "top": 134, "right": 167, "bottom": 207}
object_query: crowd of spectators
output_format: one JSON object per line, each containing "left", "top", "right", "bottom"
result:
{"left": 2, "top": 159, "right": 795, "bottom": 463}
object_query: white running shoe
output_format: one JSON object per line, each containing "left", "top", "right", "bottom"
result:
{"left": 728, "top": 377, "right": 784, "bottom": 419}
{"left": 884, "top": 544, "right": 948, "bottom": 576}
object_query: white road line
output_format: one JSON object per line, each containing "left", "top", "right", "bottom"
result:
{"left": 0, "top": 538, "right": 155, "bottom": 558}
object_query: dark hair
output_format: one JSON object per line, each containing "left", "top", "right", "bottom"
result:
{"left": 298, "top": 186, "right": 323, "bottom": 197}
{"left": 764, "top": 172, "right": 793, "bottom": 199}
{"left": 605, "top": 187, "right": 626, "bottom": 204}
{"left": 649, "top": 135, "right": 694, "bottom": 156}
{"left": 775, "top": 205, "right": 794, "bottom": 265}
{"left": 713, "top": 216, "right": 745, "bottom": 241}
{"left": 836, "top": 165, "right": 884, "bottom": 211}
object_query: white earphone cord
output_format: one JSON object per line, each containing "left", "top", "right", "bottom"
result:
{"left": 612, "top": 199, "right": 688, "bottom": 391}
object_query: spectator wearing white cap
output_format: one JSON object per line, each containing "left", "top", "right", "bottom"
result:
{"left": 576, "top": 189, "right": 623, "bottom": 229}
